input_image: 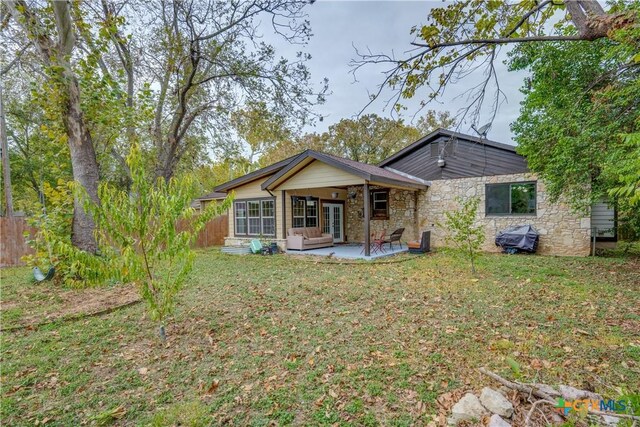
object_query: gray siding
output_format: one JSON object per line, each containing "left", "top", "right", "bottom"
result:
{"left": 591, "top": 201, "right": 616, "bottom": 239}
{"left": 384, "top": 136, "right": 529, "bottom": 181}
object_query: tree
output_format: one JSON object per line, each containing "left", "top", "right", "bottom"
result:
{"left": 442, "top": 196, "right": 485, "bottom": 274}
{"left": 414, "top": 110, "right": 457, "bottom": 135}
{"left": 231, "top": 102, "right": 293, "bottom": 164}
{"left": 0, "top": 83, "right": 14, "bottom": 216}
{"left": 129, "top": 0, "right": 326, "bottom": 182}
{"left": 258, "top": 114, "right": 417, "bottom": 166}
{"left": 324, "top": 114, "right": 420, "bottom": 164}
{"left": 352, "top": 0, "right": 638, "bottom": 123}
{"left": 509, "top": 32, "right": 640, "bottom": 212}
{"left": 6, "top": 0, "right": 101, "bottom": 252}
{"left": 84, "top": 143, "right": 232, "bottom": 339}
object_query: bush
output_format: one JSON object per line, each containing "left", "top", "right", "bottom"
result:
{"left": 442, "top": 196, "right": 485, "bottom": 273}
{"left": 24, "top": 180, "right": 116, "bottom": 287}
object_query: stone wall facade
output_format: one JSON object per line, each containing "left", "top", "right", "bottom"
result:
{"left": 416, "top": 173, "right": 591, "bottom": 256}
{"left": 345, "top": 186, "right": 419, "bottom": 243}
{"left": 343, "top": 174, "right": 591, "bottom": 256}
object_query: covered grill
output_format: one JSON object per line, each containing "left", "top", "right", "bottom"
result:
{"left": 495, "top": 224, "right": 539, "bottom": 253}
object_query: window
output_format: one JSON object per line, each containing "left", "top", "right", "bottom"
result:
{"left": 234, "top": 198, "right": 276, "bottom": 236}
{"left": 261, "top": 200, "right": 275, "bottom": 236}
{"left": 291, "top": 197, "right": 318, "bottom": 227}
{"left": 234, "top": 202, "right": 247, "bottom": 235}
{"left": 486, "top": 182, "right": 536, "bottom": 215}
{"left": 370, "top": 190, "right": 389, "bottom": 219}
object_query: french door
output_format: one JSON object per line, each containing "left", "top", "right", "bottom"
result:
{"left": 322, "top": 203, "right": 344, "bottom": 243}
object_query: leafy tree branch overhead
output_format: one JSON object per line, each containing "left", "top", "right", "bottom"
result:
{"left": 351, "top": 0, "right": 638, "bottom": 123}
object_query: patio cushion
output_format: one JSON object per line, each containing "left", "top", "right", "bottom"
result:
{"left": 309, "top": 227, "right": 322, "bottom": 238}
{"left": 302, "top": 227, "right": 322, "bottom": 238}
{"left": 307, "top": 236, "right": 332, "bottom": 244}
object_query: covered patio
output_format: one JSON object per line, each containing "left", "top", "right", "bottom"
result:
{"left": 286, "top": 243, "right": 408, "bottom": 260}
{"left": 261, "top": 150, "right": 429, "bottom": 256}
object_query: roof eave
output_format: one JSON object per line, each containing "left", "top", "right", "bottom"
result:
{"left": 262, "top": 150, "right": 372, "bottom": 190}
{"left": 369, "top": 175, "right": 428, "bottom": 190}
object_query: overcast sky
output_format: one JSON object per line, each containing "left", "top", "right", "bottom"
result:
{"left": 272, "top": 1, "right": 529, "bottom": 145}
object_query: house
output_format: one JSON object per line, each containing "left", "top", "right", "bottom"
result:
{"left": 213, "top": 129, "right": 599, "bottom": 256}
{"left": 192, "top": 191, "right": 227, "bottom": 211}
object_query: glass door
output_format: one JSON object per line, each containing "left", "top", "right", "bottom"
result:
{"left": 322, "top": 203, "right": 343, "bottom": 242}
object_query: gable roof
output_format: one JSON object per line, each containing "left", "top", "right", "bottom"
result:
{"left": 213, "top": 154, "right": 298, "bottom": 192}
{"left": 378, "top": 128, "right": 518, "bottom": 167}
{"left": 261, "top": 150, "right": 428, "bottom": 191}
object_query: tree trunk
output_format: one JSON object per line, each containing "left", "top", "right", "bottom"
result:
{"left": 63, "top": 70, "right": 100, "bottom": 253}
{"left": 0, "top": 84, "right": 14, "bottom": 217}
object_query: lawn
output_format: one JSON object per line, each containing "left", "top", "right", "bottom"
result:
{"left": 1, "top": 249, "right": 639, "bottom": 426}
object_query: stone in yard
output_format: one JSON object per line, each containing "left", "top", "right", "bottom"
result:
{"left": 448, "top": 393, "right": 489, "bottom": 425}
{"left": 601, "top": 415, "right": 620, "bottom": 426}
{"left": 488, "top": 414, "right": 511, "bottom": 427}
{"left": 480, "top": 387, "right": 514, "bottom": 418}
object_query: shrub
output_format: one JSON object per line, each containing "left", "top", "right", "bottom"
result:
{"left": 442, "top": 196, "right": 485, "bottom": 273}
{"left": 82, "top": 143, "right": 232, "bottom": 338}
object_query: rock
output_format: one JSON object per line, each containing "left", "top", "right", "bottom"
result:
{"left": 448, "top": 393, "right": 489, "bottom": 425}
{"left": 480, "top": 387, "right": 514, "bottom": 418}
{"left": 488, "top": 414, "right": 511, "bottom": 427}
{"left": 601, "top": 415, "right": 620, "bottom": 426}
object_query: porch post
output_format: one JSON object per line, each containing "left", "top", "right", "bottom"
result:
{"left": 363, "top": 181, "right": 370, "bottom": 256}
{"left": 281, "top": 190, "right": 287, "bottom": 240}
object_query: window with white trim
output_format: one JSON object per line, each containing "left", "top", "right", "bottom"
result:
{"left": 370, "top": 190, "right": 389, "bottom": 219}
{"left": 291, "top": 197, "right": 318, "bottom": 227}
{"left": 234, "top": 198, "right": 276, "bottom": 236}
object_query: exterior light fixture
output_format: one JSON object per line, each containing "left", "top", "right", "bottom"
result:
{"left": 437, "top": 155, "right": 446, "bottom": 168}
{"left": 331, "top": 192, "right": 339, "bottom": 199}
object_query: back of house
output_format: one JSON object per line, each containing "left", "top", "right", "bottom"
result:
{"left": 213, "top": 129, "right": 604, "bottom": 256}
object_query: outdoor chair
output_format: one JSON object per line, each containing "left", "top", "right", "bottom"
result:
{"left": 383, "top": 228, "right": 405, "bottom": 250}
{"left": 407, "top": 231, "right": 431, "bottom": 254}
{"left": 361, "top": 230, "right": 386, "bottom": 255}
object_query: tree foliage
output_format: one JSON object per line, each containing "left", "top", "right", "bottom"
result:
{"left": 353, "top": 0, "right": 638, "bottom": 123}
{"left": 84, "top": 143, "right": 232, "bottom": 337}
{"left": 259, "top": 110, "right": 455, "bottom": 166}
{"left": 508, "top": 2, "right": 639, "bottom": 234}
{"left": 442, "top": 196, "right": 485, "bottom": 274}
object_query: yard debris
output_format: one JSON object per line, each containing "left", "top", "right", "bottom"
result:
{"left": 440, "top": 368, "right": 640, "bottom": 426}
{"left": 442, "top": 368, "right": 639, "bottom": 426}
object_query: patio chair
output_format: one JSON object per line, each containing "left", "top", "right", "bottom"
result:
{"left": 407, "top": 231, "right": 431, "bottom": 254}
{"left": 383, "top": 228, "right": 405, "bottom": 250}
{"left": 361, "top": 230, "right": 386, "bottom": 255}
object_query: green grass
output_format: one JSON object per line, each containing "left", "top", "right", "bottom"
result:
{"left": 1, "top": 249, "right": 638, "bottom": 425}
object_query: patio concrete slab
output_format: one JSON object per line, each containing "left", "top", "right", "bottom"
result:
{"left": 286, "top": 244, "right": 407, "bottom": 260}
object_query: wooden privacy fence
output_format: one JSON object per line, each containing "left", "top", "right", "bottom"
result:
{"left": 176, "top": 214, "right": 228, "bottom": 248}
{"left": 0, "top": 217, "right": 36, "bottom": 267}
{"left": 0, "top": 214, "right": 228, "bottom": 267}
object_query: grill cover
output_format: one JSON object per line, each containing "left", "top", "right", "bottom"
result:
{"left": 495, "top": 224, "right": 539, "bottom": 253}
